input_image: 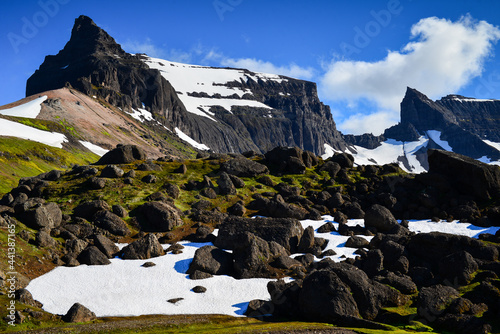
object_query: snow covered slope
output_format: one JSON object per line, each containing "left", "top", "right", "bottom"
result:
{"left": 144, "top": 57, "right": 275, "bottom": 121}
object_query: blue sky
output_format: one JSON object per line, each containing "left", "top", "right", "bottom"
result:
{"left": 1, "top": 0, "right": 500, "bottom": 135}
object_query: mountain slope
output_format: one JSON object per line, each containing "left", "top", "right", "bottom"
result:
{"left": 26, "top": 15, "right": 346, "bottom": 155}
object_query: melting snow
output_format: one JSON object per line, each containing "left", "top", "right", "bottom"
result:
{"left": 127, "top": 108, "right": 154, "bottom": 122}
{"left": 26, "top": 216, "right": 499, "bottom": 318}
{"left": 0, "top": 96, "right": 47, "bottom": 118}
{"left": 79, "top": 141, "right": 108, "bottom": 156}
{"left": 175, "top": 127, "right": 210, "bottom": 151}
{"left": 0, "top": 118, "right": 67, "bottom": 148}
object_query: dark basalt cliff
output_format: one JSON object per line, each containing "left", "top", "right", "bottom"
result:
{"left": 383, "top": 87, "right": 500, "bottom": 160}
{"left": 26, "top": 15, "right": 346, "bottom": 155}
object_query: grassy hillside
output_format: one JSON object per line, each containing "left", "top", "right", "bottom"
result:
{"left": 0, "top": 136, "right": 99, "bottom": 195}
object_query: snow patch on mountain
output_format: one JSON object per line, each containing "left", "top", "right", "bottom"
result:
{"left": 142, "top": 56, "right": 276, "bottom": 121}
{"left": 127, "top": 108, "right": 154, "bottom": 122}
{"left": 0, "top": 96, "right": 47, "bottom": 118}
{"left": 175, "top": 127, "right": 210, "bottom": 151}
{"left": 0, "top": 118, "right": 67, "bottom": 148}
{"left": 426, "top": 130, "right": 452, "bottom": 151}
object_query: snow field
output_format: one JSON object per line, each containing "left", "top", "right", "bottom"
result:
{"left": 26, "top": 217, "right": 500, "bottom": 318}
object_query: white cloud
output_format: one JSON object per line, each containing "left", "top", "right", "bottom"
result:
{"left": 220, "top": 58, "right": 316, "bottom": 80}
{"left": 320, "top": 15, "right": 500, "bottom": 132}
{"left": 338, "top": 110, "right": 398, "bottom": 136}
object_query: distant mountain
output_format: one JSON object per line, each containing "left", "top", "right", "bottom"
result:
{"left": 26, "top": 15, "right": 347, "bottom": 155}
{"left": 344, "top": 87, "right": 500, "bottom": 172}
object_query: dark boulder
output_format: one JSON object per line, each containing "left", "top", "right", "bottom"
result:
{"left": 93, "top": 210, "right": 131, "bottom": 236}
{"left": 328, "top": 153, "right": 354, "bottom": 169}
{"left": 121, "top": 234, "right": 165, "bottom": 260}
{"left": 62, "top": 303, "right": 97, "bottom": 323}
{"left": 34, "top": 231, "right": 57, "bottom": 248}
{"left": 319, "top": 161, "right": 341, "bottom": 178}
{"left": 77, "top": 246, "right": 111, "bottom": 265}
{"left": 264, "top": 147, "right": 309, "bottom": 174}
{"left": 245, "top": 299, "right": 274, "bottom": 318}
{"left": 15, "top": 289, "right": 43, "bottom": 308}
{"left": 233, "top": 232, "right": 287, "bottom": 278}
{"left": 96, "top": 144, "right": 147, "bottom": 165}
{"left": 73, "top": 200, "right": 110, "bottom": 220}
{"left": 439, "top": 251, "right": 478, "bottom": 285}
{"left": 217, "top": 172, "right": 236, "bottom": 195}
{"left": 220, "top": 157, "right": 269, "bottom": 177}
{"left": 86, "top": 177, "right": 107, "bottom": 189}
{"left": 298, "top": 270, "right": 360, "bottom": 323}
{"left": 186, "top": 245, "right": 233, "bottom": 276}
{"left": 417, "top": 285, "right": 460, "bottom": 323}
{"left": 428, "top": 149, "right": 500, "bottom": 200}
{"left": 375, "top": 272, "right": 417, "bottom": 295}
{"left": 93, "top": 234, "right": 119, "bottom": 258}
{"left": 100, "top": 165, "right": 124, "bottom": 178}
{"left": 112, "top": 204, "right": 128, "bottom": 218}
{"left": 215, "top": 216, "right": 304, "bottom": 253}
{"left": 163, "top": 183, "right": 180, "bottom": 199}
{"left": 19, "top": 202, "right": 62, "bottom": 230}
{"left": 364, "top": 204, "right": 399, "bottom": 233}
{"left": 346, "top": 236, "right": 370, "bottom": 248}
{"left": 136, "top": 201, "right": 183, "bottom": 232}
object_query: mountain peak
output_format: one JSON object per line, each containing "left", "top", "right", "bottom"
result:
{"left": 65, "top": 15, "right": 125, "bottom": 57}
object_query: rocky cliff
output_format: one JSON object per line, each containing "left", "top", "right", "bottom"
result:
{"left": 386, "top": 87, "right": 500, "bottom": 160}
{"left": 343, "top": 87, "right": 500, "bottom": 172}
{"left": 26, "top": 15, "right": 346, "bottom": 155}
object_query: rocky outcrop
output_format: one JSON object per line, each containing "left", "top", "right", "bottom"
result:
{"left": 427, "top": 149, "right": 500, "bottom": 200}
{"left": 96, "top": 145, "right": 147, "bottom": 165}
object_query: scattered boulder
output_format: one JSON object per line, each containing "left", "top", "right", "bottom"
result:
{"left": 319, "top": 161, "right": 341, "bottom": 178}
{"left": 62, "top": 303, "right": 96, "bottom": 323}
{"left": 96, "top": 144, "right": 147, "bottom": 165}
{"left": 77, "top": 246, "right": 111, "bottom": 265}
{"left": 142, "top": 174, "right": 157, "bottom": 183}
{"left": 34, "top": 231, "right": 57, "bottom": 248}
{"left": 86, "top": 177, "right": 106, "bottom": 189}
{"left": 163, "top": 183, "right": 180, "bottom": 199}
{"left": 142, "top": 262, "right": 156, "bottom": 268}
{"left": 93, "top": 234, "right": 119, "bottom": 258}
{"left": 136, "top": 201, "right": 183, "bottom": 232}
{"left": 438, "top": 251, "right": 478, "bottom": 285}
{"left": 215, "top": 216, "right": 304, "bottom": 253}
{"left": 15, "top": 289, "right": 43, "bottom": 308}
{"left": 298, "top": 270, "right": 360, "bottom": 323}
{"left": 328, "top": 153, "right": 354, "bottom": 169}
{"left": 217, "top": 172, "right": 236, "bottom": 195}
{"left": 417, "top": 285, "right": 460, "bottom": 322}
{"left": 192, "top": 286, "right": 207, "bottom": 293}
{"left": 220, "top": 157, "right": 269, "bottom": 177}
{"left": 93, "top": 210, "right": 131, "bottom": 236}
{"left": 19, "top": 202, "right": 62, "bottom": 230}
{"left": 100, "top": 165, "right": 124, "bottom": 178}
{"left": 264, "top": 147, "right": 310, "bottom": 174}
{"left": 112, "top": 204, "right": 128, "bottom": 218}
{"left": 186, "top": 245, "right": 233, "bottom": 276}
{"left": 73, "top": 200, "right": 110, "bottom": 220}
{"left": 121, "top": 234, "right": 165, "bottom": 259}
{"left": 345, "top": 236, "right": 370, "bottom": 249}
{"left": 245, "top": 299, "right": 274, "bottom": 317}
{"left": 232, "top": 232, "right": 287, "bottom": 278}
{"left": 364, "top": 204, "right": 399, "bottom": 233}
